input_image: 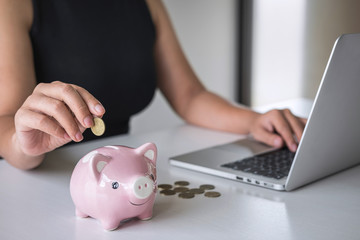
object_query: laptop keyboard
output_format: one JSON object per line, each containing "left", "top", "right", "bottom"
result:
{"left": 221, "top": 148, "right": 295, "bottom": 180}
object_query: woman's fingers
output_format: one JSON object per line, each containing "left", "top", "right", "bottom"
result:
{"left": 16, "top": 108, "right": 68, "bottom": 140}
{"left": 23, "top": 94, "right": 84, "bottom": 142}
{"left": 20, "top": 81, "right": 105, "bottom": 142}
{"left": 251, "top": 109, "right": 307, "bottom": 152}
{"left": 267, "top": 109, "right": 297, "bottom": 151}
{"left": 71, "top": 84, "right": 106, "bottom": 117}
{"left": 14, "top": 81, "right": 105, "bottom": 157}
{"left": 282, "top": 109, "right": 306, "bottom": 142}
{"left": 252, "top": 125, "right": 284, "bottom": 149}
{"left": 33, "top": 82, "right": 102, "bottom": 129}
{"left": 14, "top": 108, "right": 73, "bottom": 156}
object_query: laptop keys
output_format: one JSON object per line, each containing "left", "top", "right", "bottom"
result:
{"left": 221, "top": 148, "right": 295, "bottom": 180}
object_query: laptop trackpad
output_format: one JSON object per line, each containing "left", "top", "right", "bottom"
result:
{"left": 214, "top": 138, "right": 274, "bottom": 157}
{"left": 171, "top": 138, "right": 274, "bottom": 168}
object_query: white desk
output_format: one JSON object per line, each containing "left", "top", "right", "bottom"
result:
{"left": 1, "top": 99, "right": 359, "bottom": 240}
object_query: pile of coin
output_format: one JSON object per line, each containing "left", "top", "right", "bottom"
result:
{"left": 158, "top": 181, "right": 221, "bottom": 199}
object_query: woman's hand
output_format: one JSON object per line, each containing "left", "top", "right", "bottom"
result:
{"left": 14, "top": 81, "right": 105, "bottom": 156}
{"left": 249, "top": 109, "right": 307, "bottom": 152}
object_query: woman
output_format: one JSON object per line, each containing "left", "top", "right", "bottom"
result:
{"left": 0, "top": 0, "right": 306, "bottom": 170}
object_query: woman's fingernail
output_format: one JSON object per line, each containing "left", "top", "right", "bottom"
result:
{"left": 83, "top": 116, "right": 93, "bottom": 128}
{"left": 95, "top": 104, "right": 105, "bottom": 114}
{"left": 75, "top": 132, "right": 83, "bottom": 142}
{"left": 291, "top": 144, "right": 298, "bottom": 152}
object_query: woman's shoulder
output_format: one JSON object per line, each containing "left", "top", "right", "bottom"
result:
{"left": 0, "top": 0, "right": 37, "bottom": 115}
{"left": 0, "top": 0, "right": 33, "bottom": 30}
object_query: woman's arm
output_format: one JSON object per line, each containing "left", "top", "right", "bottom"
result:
{"left": 0, "top": 0, "right": 42, "bottom": 169}
{"left": 0, "top": 0, "right": 105, "bottom": 169}
{"left": 146, "top": 0, "right": 306, "bottom": 152}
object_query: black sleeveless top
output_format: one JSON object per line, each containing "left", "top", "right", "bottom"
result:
{"left": 30, "top": 0, "right": 157, "bottom": 141}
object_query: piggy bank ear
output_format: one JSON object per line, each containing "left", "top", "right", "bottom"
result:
{"left": 135, "top": 142, "right": 157, "bottom": 165}
{"left": 88, "top": 153, "right": 111, "bottom": 181}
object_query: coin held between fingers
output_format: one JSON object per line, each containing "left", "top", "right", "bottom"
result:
{"left": 91, "top": 117, "right": 105, "bottom": 136}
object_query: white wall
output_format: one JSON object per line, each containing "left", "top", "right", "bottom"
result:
{"left": 302, "top": 0, "right": 360, "bottom": 99}
{"left": 250, "top": 0, "right": 360, "bottom": 107}
{"left": 130, "top": 0, "right": 238, "bottom": 134}
{"left": 250, "top": 0, "right": 306, "bottom": 107}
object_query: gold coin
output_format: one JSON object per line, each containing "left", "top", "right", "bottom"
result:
{"left": 173, "top": 187, "right": 189, "bottom": 193}
{"left": 91, "top": 117, "right": 105, "bottom": 136}
{"left": 174, "top": 181, "right": 190, "bottom": 186}
{"left": 199, "top": 184, "right": 215, "bottom": 190}
{"left": 188, "top": 188, "right": 205, "bottom": 194}
{"left": 158, "top": 184, "right": 173, "bottom": 190}
{"left": 178, "top": 192, "right": 195, "bottom": 199}
{"left": 160, "top": 189, "right": 176, "bottom": 196}
{"left": 204, "top": 191, "right": 221, "bottom": 198}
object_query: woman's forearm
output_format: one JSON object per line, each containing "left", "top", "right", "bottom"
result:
{"left": 182, "top": 90, "right": 260, "bottom": 134}
{"left": 0, "top": 116, "right": 44, "bottom": 170}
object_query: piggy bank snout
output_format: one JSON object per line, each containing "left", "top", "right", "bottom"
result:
{"left": 133, "top": 176, "right": 154, "bottom": 199}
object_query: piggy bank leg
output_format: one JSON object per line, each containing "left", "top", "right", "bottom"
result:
{"left": 75, "top": 209, "right": 89, "bottom": 218}
{"left": 138, "top": 208, "right": 153, "bottom": 221}
{"left": 100, "top": 219, "right": 121, "bottom": 231}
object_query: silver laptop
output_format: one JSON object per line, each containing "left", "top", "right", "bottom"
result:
{"left": 169, "top": 33, "right": 360, "bottom": 191}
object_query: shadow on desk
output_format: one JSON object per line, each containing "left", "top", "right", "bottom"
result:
{"left": 31, "top": 138, "right": 115, "bottom": 176}
{"left": 30, "top": 150, "right": 78, "bottom": 179}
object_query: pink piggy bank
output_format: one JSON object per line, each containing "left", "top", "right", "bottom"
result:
{"left": 70, "top": 143, "right": 157, "bottom": 230}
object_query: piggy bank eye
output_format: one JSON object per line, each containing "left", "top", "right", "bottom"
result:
{"left": 112, "top": 182, "right": 119, "bottom": 189}
{"left": 150, "top": 174, "right": 155, "bottom": 181}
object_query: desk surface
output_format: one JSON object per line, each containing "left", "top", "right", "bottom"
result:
{"left": 1, "top": 99, "right": 359, "bottom": 240}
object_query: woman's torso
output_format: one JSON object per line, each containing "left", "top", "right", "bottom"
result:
{"left": 30, "top": 0, "right": 157, "bottom": 141}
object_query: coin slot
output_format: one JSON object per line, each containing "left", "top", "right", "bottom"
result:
{"left": 236, "top": 176, "right": 243, "bottom": 181}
